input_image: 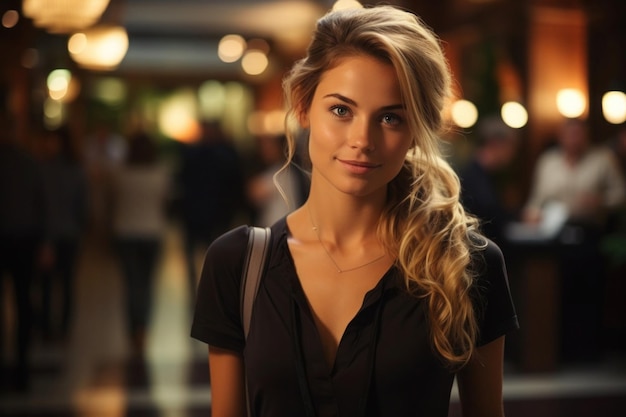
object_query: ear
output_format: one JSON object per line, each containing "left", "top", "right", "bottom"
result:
{"left": 295, "top": 106, "right": 310, "bottom": 129}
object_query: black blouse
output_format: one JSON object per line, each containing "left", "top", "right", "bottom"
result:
{"left": 191, "top": 217, "right": 519, "bottom": 417}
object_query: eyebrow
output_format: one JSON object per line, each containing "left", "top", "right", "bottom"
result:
{"left": 323, "top": 93, "right": 405, "bottom": 111}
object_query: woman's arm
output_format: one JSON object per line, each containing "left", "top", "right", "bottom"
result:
{"left": 456, "top": 336, "right": 506, "bottom": 417}
{"left": 208, "top": 345, "right": 247, "bottom": 417}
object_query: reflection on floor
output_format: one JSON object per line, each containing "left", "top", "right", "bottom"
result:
{"left": 1, "top": 223, "right": 625, "bottom": 416}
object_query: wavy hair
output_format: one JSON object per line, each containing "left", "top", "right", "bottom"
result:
{"left": 282, "top": 4, "right": 485, "bottom": 368}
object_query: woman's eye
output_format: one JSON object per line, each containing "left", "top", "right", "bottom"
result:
{"left": 330, "top": 105, "right": 350, "bottom": 118}
{"left": 382, "top": 113, "right": 402, "bottom": 126}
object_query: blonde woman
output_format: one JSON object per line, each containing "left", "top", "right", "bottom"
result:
{"left": 192, "top": 4, "right": 518, "bottom": 416}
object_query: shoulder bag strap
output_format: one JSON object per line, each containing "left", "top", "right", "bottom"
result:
{"left": 241, "top": 226, "right": 271, "bottom": 417}
{"left": 241, "top": 225, "right": 272, "bottom": 340}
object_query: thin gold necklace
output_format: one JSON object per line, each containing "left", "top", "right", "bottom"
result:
{"left": 307, "top": 205, "right": 386, "bottom": 273}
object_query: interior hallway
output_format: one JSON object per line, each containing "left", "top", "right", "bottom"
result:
{"left": 1, "top": 221, "right": 626, "bottom": 416}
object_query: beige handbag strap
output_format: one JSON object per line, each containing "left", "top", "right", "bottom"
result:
{"left": 241, "top": 226, "right": 272, "bottom": 340}
{"left": 241, "top": 226, "right": 271, "bottom": 417}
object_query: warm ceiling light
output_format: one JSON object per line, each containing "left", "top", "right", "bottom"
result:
{"left": 218, "top": 34, "right": 246, "bottom": 63}
{"left": 501, "top": 101, "right": 528, "bottom": 128}
{"left": 68, "top": 33, "right": 88, "bottom": 54}
{"left": 68, "top": 25, "right": 128, "bottom": 71}
{"left": 450, "top": 99, "right": 479, "bottom": 128}
{"left": 241, "top": 50, "right": 268, "bottom": 76}
{"left": 556, "top": 88, "right": 586, "bottom": 119}
{"left": 602, "top": 91, "right": 626, "bottom": 125}
{"left": 158, "top": 89, "right": 201, "bottom": 143}
{"left": 332, "top": 0, "right": 363, "bottom": 11}
{"left": 23, "top": 0, "right": 110, "bottom": 34}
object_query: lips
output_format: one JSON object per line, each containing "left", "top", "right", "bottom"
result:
{"left": 337, "top": 158, "right": 381, "bottom": 174}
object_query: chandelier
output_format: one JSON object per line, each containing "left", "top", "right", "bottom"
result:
{"left": 22, "top": 0, "right": 111, "bottom": 34}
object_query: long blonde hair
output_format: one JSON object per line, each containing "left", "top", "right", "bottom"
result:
{"left": 283, "top": 5, "right": 485, "bottom": 368}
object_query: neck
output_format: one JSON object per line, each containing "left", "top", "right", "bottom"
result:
{"left": 305, "top": 202, "right": 387, "bottom": 273}
{"left": 305, "top": 196, "right": 384, "bottom": 245}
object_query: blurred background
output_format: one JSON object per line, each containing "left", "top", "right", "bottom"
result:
{"left": 1, "top": 0, "right": 626, "bottom": 416}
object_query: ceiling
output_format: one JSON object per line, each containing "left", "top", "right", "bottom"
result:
{"left": 13, "top": 0, "right": 624, "bottom": 86}
{"left": 14, "top": 0, "right": 526, "bottom": 79}
{"left": 97, "top": 0, "right": 540, "bottom": 78}
{"left": 107, "top": 0, "right": 338, "bottom": 76}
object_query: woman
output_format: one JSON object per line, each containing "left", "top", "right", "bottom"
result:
{"left": 192, "top": 4, "right": 518, "bottom": 416}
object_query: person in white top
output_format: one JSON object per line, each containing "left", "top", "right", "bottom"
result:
{"left": 522, "top": 118, "right": 626, "bottom": 362}
{"left": 109, "top": 131, "right": 171, "bottom": 357}
{"left": 523, "top": 118, "right": 625, "bottom": 227}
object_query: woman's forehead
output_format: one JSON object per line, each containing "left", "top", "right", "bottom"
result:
{"left": 315, "top": 55, "right": 402, "bottom": 104}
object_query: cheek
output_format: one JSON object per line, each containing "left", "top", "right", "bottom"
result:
{"left": 307, "top": 127, "right": 329, "bottom": 166}
{"left": 385, "top": 141, "right": 412, "bottom": 173}
{"left": 308, "top": 119, "right": 343, "bottom": 153}
{"left": 388, "top": 138, "right": 412, "bottom": 161}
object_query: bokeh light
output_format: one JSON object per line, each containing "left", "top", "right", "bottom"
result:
{"left": 2, "top": 10, "right": 19, "bottom": 28}
{"left": 602, "top": 91, "right": 626, "bottom": 125}
{"left": 556, "top": 88, "right": 586, "bottom": 118}
{"left": 218, "top": 34, "right": 246, "bottom": 63}
{"left": 450, "top": 99, "right": 479, "bottom": 128}
{"left": 332, "top": 0, "right": 363, "bottom": 11}
{"left": 158, "top": 89, "right": 201, "bottom": 143}
{"left": 68, "top": 33, "right": 88, "bottom": 54}
{"left": 198, "top": 80, "right": 226, "bottom": 120}
{"left": 501, "top": 101, "right": 528, "bottom": 128}
{"left": 47, "top": 69, "right": 79, "bottom": 103}
{"left": 68, "top": 26, "right": 129, "bottom": 71}
{"left": 241, "top": 50, "right": 268, "bottom": 75}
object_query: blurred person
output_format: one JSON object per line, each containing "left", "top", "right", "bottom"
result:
{"left": 458, "top": 115, "right": 521, "bottom": 247}
{"left": 37, "top": 126, "right": 89, "bottom": 343}
{"left": 246, "top": 134, "right": 308, "bottom": 227}
{"left": 83, "top": 124, "right": 127, "bottom": 240}
{"left": 522, "top": 118, "right": 626, "bottom": 362}
{"left": 109, "top": 131, "right": 171, "bottom": 357}
{"left": 192, "top": 5, "right": 518, "bottom": 417}
{"left": 522, "top": 118, "right": 625, "bottom": 226}
{"left": 0, "top": 117, "right": 47, "bottom": 392}
{"left": 177, "top": 120, "right": 246, "bottom": 299}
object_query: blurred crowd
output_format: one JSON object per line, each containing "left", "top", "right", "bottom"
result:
{"left": 0, "top": 116, "right": 309, "bottom": 394}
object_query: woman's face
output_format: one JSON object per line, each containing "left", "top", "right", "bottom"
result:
{"left": 303, "top": 54, "right": 412, "bottom": 199}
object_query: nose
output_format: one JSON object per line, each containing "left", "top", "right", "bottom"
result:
{"left": 347, "top": 119, "right": 376, "bottom": 152}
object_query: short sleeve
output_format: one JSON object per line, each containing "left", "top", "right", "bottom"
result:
{"left": 190, "top": 225, "right": 249, "bottom": 352}
{"left": 472, "top": 239, "right": 520, "bottom": 346}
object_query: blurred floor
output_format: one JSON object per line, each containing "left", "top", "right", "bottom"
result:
{"left": 1, "top": 222, "right": 626, "bottom": 416}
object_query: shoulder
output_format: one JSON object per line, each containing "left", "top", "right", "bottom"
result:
{"left": 469, "top": 236, "right": 519, "bottom": 344}
{"left": 192, "top": 224, "right": 253, "bottom": 350}
{"left": 470, "top": 236, "right": 506, "bottom": 279}
{"left": 197, "top": 225, "right": 251, "bottom": 306}
{"left": 481, "top": 238, "right": 505, "bottom": 266}
{"left": 204, "top": 225, "right": 250, "bottom": 265}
